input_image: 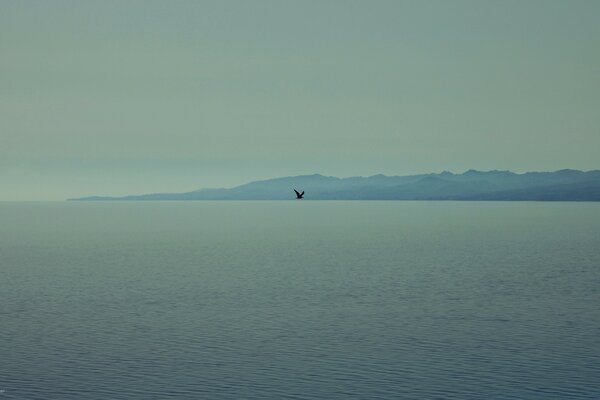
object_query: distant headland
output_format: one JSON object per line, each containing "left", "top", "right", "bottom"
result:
{"left": 69, "top": 169, "right": 600, "bottom": 201}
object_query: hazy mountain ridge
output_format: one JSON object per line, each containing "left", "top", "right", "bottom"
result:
{"left": 70, "top": 169, "right": 600, "bottom": 201}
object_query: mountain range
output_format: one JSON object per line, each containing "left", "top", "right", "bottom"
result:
{"left": 71, "top": 169, "right": 600, "bottom": 201}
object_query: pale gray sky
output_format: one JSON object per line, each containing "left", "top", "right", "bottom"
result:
{"left": 1, "top": 0, "right": 599, "bottom": 200}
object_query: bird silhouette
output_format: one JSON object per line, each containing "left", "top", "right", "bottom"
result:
{"left": 294, "top": 189, "right": 304, "bottom": 199}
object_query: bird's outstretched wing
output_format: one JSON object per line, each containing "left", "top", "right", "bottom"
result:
{"left": 300, "top": 191, "right": 304, "bottom": 196}
{"left": 294, "top": 189, "right": 300, "bottom": 196}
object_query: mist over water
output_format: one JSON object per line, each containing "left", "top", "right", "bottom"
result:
{"left": 1, "top": 201, "right": 599, "bottom": 399}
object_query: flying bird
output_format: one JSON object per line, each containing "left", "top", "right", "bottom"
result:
{"left": 294, "top": 189, "right": 304, "bottom": 199}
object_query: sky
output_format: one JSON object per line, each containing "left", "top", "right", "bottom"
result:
{"left": 1, "top": 0, "right": 599, "bottom": 200}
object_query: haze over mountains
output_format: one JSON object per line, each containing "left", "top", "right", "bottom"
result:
{"left": 71, "top": 169, "right": 600, "bottom": 201}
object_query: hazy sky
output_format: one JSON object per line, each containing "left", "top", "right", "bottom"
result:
{"left": 1, "top": 0, "right": 599, "bottom": 200}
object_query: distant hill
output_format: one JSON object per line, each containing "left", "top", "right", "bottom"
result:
{"left": 70, "top": 169, "right": 600, "bottom": 201}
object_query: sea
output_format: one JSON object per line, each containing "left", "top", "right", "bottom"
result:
{"left": 1, "top": 201, "right": 599, "bottom": 399}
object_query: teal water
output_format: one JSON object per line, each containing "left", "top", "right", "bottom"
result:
{"left": 1, "top": 201, "right": 599, "bottom": 399}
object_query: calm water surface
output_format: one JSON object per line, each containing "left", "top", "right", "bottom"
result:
{"left": 1, "top": 201, "right": 599, "bottom": 399}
